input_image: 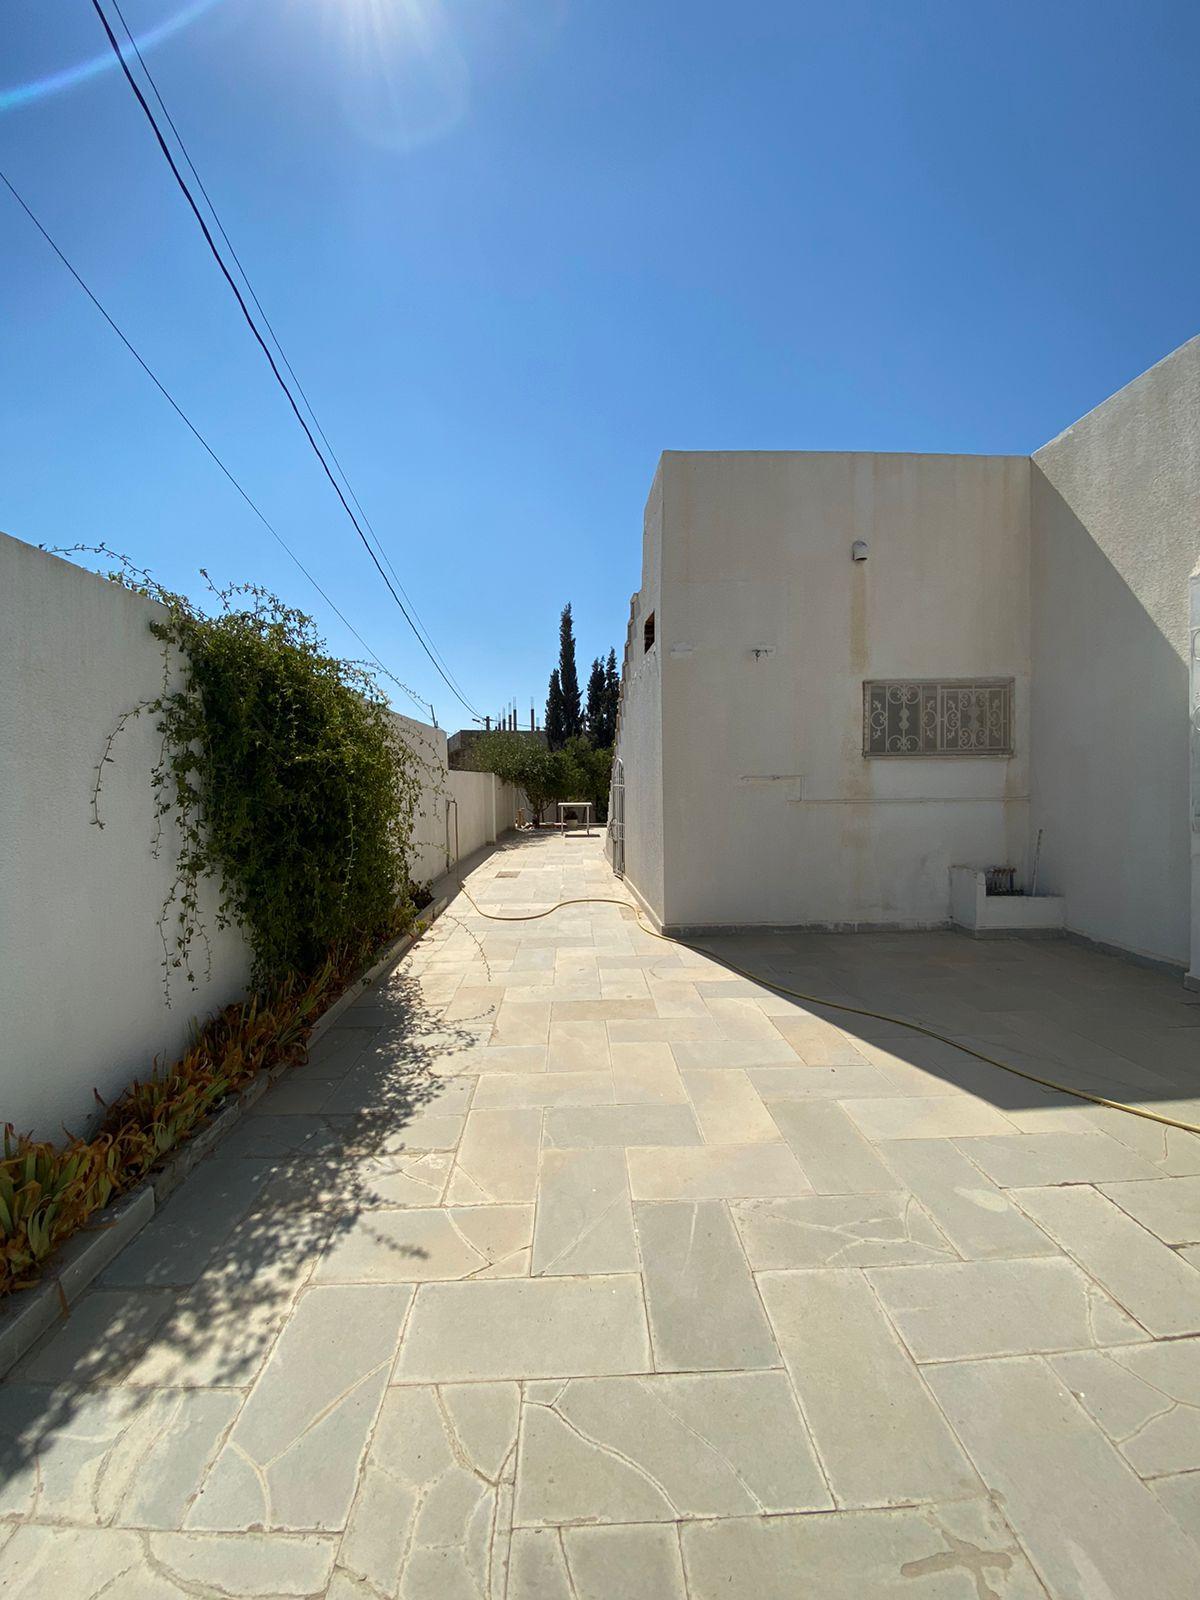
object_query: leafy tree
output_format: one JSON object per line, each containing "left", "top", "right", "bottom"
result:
{"left": 471, "top": 731, "right": 565, "bottom": 823}
{"left": 545, "top": 667, "right": 564, "bottom": 750}
{"left": 585, "top": 656, "right": 607, "bottom": 743}
{"left": 562, "top": 735, "right": 613, "bottom": 822}
{"left": 557, "top": 603, "right": 582, "bottom": 742}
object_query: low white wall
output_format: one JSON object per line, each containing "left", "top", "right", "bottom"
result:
{"left": 0, "top": 537, "right": 253, "bottom": 1141}
{"left": 1031, "top": 337, "right": 1200, "bottom": 968}
{"left": 0, "top": 535, "right": 515, "bottom": 1139}
{"left": 1188, "top": 562, "right": 1199, "bottom": 988}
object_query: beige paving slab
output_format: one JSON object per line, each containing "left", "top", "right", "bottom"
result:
{"left": 627, "top": 1141, "right": 811, "bottom": 1201}
{"left": 186, "top": 1284, "right": 412, "bottom": 1531}
{"left": 758, "top": 1270, "right": 979, "bottom": 1507}
{"left": 446, "top": 1107, "right": 542, "bottom": 1203}
{"left": 610, "top": 1042, "right": 689, "bottom": 1103}
{"left": 1013, "top": 1184, "right": 1200, "bottom": 1337}
{"left": 516, "top": 1371, "right": 830, "bottom": 1525}
{"left": 746, "top": 1061, "right": 901, "bottom": 1099}
{"left": 636, "top": 1201, "right": 781, "bottom": 1371}
{"left": 839, "top": 1094, "right": 1018, "bottom": 1141}
{"left": 732, "top": 1192, "right": 955, "bottom": 1270}
{"left": 544, "top": 1104, "right": 702, "bottom": 1148}
{"left": 679, "top": 1499, "right": 1047, "bottom": 1600}
{"left": 954, "top": 1130, "right": 1163, "bottom": 1187}
{"left": 532, "top": 1148, "right": 638, "bottom": 1276}
{"left": 608, "top": 1016, "right": 725, "bottom": 1045}
{"left": 768, "top": 1099, "right": 895, "bottom": 1193}
{"left": 392, "top": 1276, "right": 652, "bottom": 1382}
{"left": 875, "top": 1138, "right": 1058, "bottom": 1261}
{"left": 646, "top": 978, "right": 710, "bottom": 1017}
{"left": 706, "top": 997, "right": 795, "bottom": 1042}
{"left": 770, "top": 1017, "right": 873, "bottom": 1065}
{"left": 551, "top": 999, "right": 656, "bottom": 1021}
{"left": 112, "top": 1390, "right": 243, "bottom": 1530}
{"left": 670, "top": 1038, "right": 799, "bottom": 1069}
{"left": 868, "top": 1256, "right": 1143, "bottom": 1361}
{"left": 1099, "top": 1175, "right": 1200, "bottom": 1244}
{"left": 492, "top": 1001, "right": 552, "bottom": 1045}
{"left": 472, "top": 1071, "right": 614, "bottom": 1108}
{"left": 681, "top": 1068, "right": 780, "bottom": 1144}
{"left": 0, "top": 1526, "right": 338, "bottom": 1599}
{"left": 508, "top": 1524, "right": 686, "bottom": 1600}
{"left": 334, "top": 1381, "right": 518, "bottom": 1600}
{"left": 11, "top": 1288, "right": 175, "bottom": 1386}
{"left": 1050, "top": 1339, "right": 1200, "bottom": 1478}
{"left": 312, "top": 1205, "right": 531, "bottom": 1282}
{"left": 547, "top": 1020, "right": 611, "bottom": 1071}
{"left": 925, "top": 1355, "right": 1199, "bottom": 1600}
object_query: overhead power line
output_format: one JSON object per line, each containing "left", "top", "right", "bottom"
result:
{"left": 87, "top": 0, "right": 484, "bottom": 722}
{"left": 0, "top": 166, "right": 435, "bottom": 722}
{"left": 104, "top": 0, "right": 478, "bottom": 718}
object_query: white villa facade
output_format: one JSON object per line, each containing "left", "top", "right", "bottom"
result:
{"left": 610, "top": 337, "right": 1200, "bottom": 985}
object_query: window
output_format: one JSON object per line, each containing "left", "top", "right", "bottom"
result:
{"left": 863, "top": 679, "right": 1014, "bottom": 757}
{"left": 643, "top": 611, "right": 656, "bottom": 653}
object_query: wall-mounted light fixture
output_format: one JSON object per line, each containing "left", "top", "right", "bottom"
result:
{"left": 851, "top": 540, "right": 869, "bottom": 562}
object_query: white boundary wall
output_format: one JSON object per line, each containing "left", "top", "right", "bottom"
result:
{"left": 0, "top": 535, "right": 516, "bottom": 1138}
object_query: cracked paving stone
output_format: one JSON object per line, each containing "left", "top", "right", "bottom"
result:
{"left": 532, "top": 1147, "right": 638, "bottom": 1276}
{"left": 926, "top": 1354, "right": 1199, "bottom": 1600}
{"left": 731, "top": 1191, "right": 954, "bottom": 1269}
{"left": 508, "top": 1523, "right": 687, "bottom": 1600}
{"left": 636, "top": 1200, "right": 780, "bottom": 1371}
{"left": 679, "top": 1499, "right": 1047, "bottom": 1599}
{"left": 185, "top": 1284, "right": 412, "bottom": 1531}
{"left": 333, "top": 1382, "right": 519, "bottom": 1600}
{"left": 1050, "top": 1338, "right": 1200, "bottom": 1477}
{"left": 0, "top": 1383, "right": 230, "bottom": 1527}
{"left": 1150, "top": 1471, "right": 1200, "bottom": 1550}
{"left": 312, "top": 1204, "right": 532, "bottom": 1283}
{"left": 1012, "top": 1184, "right": 1200, "bottom": 1337}
{"left": 874, "top": 1138, "right": 1057, "bottom": 1261}
{"left": 866, "top": 1256, "right": 1144, "bottom": 1361}
{"left": 444, "top": 1108, "right": 541, "bottom": 1204}
{"left": 0, "top": 1524, "right": 338, "bottom": 1597}
{"left": 758, "top": 1270, "right": 978, "bottom": 1507}
{"left": 515, "top": 1371, "right": 830, "bottom": 1525}
{"left": 1098, "top": 1175, "right": 1200, "bottom": 1245}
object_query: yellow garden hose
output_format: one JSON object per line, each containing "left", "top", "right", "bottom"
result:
{"left": 455, "top": 881, "right": 1200, "bottom": 1138}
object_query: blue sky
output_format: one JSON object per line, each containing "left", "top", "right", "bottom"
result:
{"left": 3, "top": 1, "right": 1197, "bottom": 727}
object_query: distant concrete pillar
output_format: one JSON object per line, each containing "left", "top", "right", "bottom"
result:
{"left": 1188, "top": 563, "right": 1200, "bottom": 989}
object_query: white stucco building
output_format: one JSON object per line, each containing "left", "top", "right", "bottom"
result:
{"left": 611, "top": 336, "right": 1200, "bottom": 986}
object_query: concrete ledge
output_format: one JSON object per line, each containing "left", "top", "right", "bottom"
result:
{"left": 0, "top": 1187, "right": 154, "bottom": 1377}
{"left": 663, "top": 919, "right": 951, "bottom": 938}
{"left": 0, "top": 902, "right": 451, "bottom": 1378}
{"left": 950, "top": 867, "right": 1065, "bottom": 936}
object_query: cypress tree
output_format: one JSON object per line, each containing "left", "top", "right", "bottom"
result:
{"left": 585, "top": 657, "right": 607, "bottom": 744}
{"left": 558, "top": 604, "right": 582, "bottom": 740}
{"left": 604, "top": 648, "right": 620, "bottom": 743}
{"left": 545, "top": 668, "right": 564, "bottom": 750}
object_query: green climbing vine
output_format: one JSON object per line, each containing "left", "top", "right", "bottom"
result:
{"left": 77, "top": 547, "right": 424, "bottom": 993}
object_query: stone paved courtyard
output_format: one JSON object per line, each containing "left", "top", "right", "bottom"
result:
{"left": 2, "top": 831, "right": 1199, "bottom": 1596}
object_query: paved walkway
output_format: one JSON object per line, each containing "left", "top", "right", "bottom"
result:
{"left": 2, "top": 831, "right": 1200, "bottom": 1597}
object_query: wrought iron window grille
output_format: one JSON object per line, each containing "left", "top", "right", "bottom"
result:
{"left": 863, "top": 679, "right": 1014, "bottom": 757}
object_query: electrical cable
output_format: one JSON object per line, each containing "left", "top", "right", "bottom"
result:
{"left": 103, "top": 0, "right": 477, "bottom": 717}
{"left": 454, "top": 880, "right": 1200, "bottom": 1137}
{"left": 87, "top": 0, "right": 484, "bottom": 722}
{"left": 0, "top": 166, "right": 435, "bottom": 722}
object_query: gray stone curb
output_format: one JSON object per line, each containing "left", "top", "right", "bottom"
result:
{"left": 0, "top": 898, "right": 448, "bottom": 1378}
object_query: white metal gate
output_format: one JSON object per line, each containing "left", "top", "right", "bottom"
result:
{"left": 609, "top": 757, "right": 625, "bottom": 877}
